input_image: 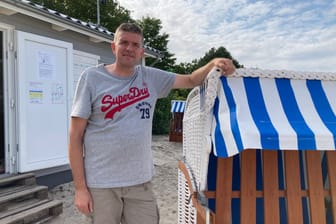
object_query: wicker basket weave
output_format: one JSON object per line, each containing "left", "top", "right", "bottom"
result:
{"left": 178, "top": 67, "right": 221, "bottom": 224}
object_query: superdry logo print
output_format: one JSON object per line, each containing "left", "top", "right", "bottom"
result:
{"left": 101, "top": 86, "right": 150, "bottom": 119}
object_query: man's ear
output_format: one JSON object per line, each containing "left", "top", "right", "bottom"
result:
{"left": 111, "top": 41, "right": 116, "bottom": 55}
{"left": 140, "top": 47, "right": 145, "bottom": 58}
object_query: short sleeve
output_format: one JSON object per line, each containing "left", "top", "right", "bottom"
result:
{"left": 141, "top": 66, "right": 176, "bottom": 98}
{"left": 71, "top": 71, "right": 92, "bottom": 119}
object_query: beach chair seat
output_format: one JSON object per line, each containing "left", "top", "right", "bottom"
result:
{"left": 178, "top": 67, "right": 336, "bottom": 224}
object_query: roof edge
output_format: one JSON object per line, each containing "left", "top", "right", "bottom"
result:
{"left": 0, "top": 0, "right": 163, "bottom": 58}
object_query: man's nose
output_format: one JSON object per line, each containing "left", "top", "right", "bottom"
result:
{"left": 126, "top": 44, "right": 134, "bottom": 50}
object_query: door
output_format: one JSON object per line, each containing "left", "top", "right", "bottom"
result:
{"left": 0, "top": 23, "right": 15, "bottom": 175}
{"left": 16, "top": 31, "right": 73, "bottom": 172}
{"left": 0, "top": 30, "right": 4, "bottom": 174}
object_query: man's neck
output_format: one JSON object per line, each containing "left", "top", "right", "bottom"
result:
{"left": 105, "top": 63, "right": 135, "bottom": 77}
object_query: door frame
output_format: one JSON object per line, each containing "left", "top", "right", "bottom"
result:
{"left": 0, "top": 22, "right": 16, "bottom": 175}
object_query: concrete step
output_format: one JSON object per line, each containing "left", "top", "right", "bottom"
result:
{"left": 0, "top": 199, "right": 63, "bottom": 224}
{"left": 0, "top": 173, "right": 63, "bottom": 223}
{"left": 0, "top": 173, "right": 36, "bottom": 187}
{"left": 0, "top": 185, "right": 48, "bottom": 212}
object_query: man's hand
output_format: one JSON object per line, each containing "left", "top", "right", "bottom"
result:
{"left": 74, "top": 188, "right": 93, "bottom": 215}
{"left": 173, "top": 57, "right": 236, "bottom": 89}
{"left": 212, "top": 58, "right": 236, "bottom": 76}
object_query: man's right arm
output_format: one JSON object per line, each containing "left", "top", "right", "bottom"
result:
{"left": 68, "top": 117, "right": 93, "bottom": 214}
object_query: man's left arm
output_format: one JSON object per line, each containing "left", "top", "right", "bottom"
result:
{"left": 173, "top": 58, "right": 235, "bottom": 89}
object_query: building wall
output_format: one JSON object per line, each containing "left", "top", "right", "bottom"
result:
{"left": 0, "top": 11, "right": 114, "bottom": 182}
{"left": 0, "top": 12, "right": 115, "bottom": 64}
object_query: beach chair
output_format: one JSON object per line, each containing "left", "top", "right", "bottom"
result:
{"left": 169, "top": 100, "right": 186, "bottom": 142}
{"left": 178, "top": 67, "right": 336, "bottom": 224}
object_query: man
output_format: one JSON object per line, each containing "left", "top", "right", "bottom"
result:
{"left": 69, "top": 22, "right": 235, "bottom": 224}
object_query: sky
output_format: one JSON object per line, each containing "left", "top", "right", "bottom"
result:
{"left": 117, "top": 0, "right": 336, "bottom": 72}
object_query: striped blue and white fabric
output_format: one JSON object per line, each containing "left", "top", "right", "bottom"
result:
{"left": 212, "top": 76, "right": 336, "bottom": 158}
{"left": 171, "top": 100, "right": 186, "bottom": 113}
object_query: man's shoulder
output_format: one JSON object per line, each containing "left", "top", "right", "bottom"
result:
{"left": 136, "top": 64, "right": 168, "bottom": 75}
{"left": 86, "top": 64, "right": 104, "bottom": 72}
{"left": 81, "top": 64, "right": 105, "bottom": 77}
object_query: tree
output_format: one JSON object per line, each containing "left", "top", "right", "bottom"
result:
{"left": 137, "top": 17, "right": 176, "bottom": 70}
{"left": 30, "top": 0, "right": 133, "bottom": 31}
{"left": 194, "top": 47, "right": 242, "bottom": 69}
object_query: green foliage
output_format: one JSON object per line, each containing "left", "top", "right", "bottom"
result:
{"left": 172, "top": 62, "right": 195, "bottom": 74}
{"left": 152, "top": 98, "right": 171, "bottom": 134}
{"left": 30, "top": 0, "right": 133, "bottom": 31}
{"left": 193, "top": 46, "right": 243, "bottom": 69}
{"left": 137, "top": 17, "right": 176, "bottom": 71}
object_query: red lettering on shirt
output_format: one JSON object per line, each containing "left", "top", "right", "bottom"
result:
{"left": 101, "top": 87, "right": 150, "bottom": 119}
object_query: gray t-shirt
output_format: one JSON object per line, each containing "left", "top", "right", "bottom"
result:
{"left": 71, "top": 64, "right": 176, "bottom": 188}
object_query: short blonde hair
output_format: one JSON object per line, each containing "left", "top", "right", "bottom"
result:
{"left": 114, "top": 23, "right": 144, "bottom": 44}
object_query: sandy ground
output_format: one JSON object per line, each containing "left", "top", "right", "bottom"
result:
{"left": 48, "top": 135, "right": 183, "bottom": 224}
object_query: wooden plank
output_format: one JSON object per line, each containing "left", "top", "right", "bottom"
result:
{"left": 305, "top": 151, "right": 326, "bottom": 224}
{"left": 196, "top": 203, "right": 215, "bottom": 224}
{"left": 0, "top": 185, "right": 28, "bottom": 197}
{"left": 210, "top": 189, "right": 318, "bottom": 199}
{"left": 0, "top": 200, "right": 62, "bottom": 224}
{"left": 326, "top": 151, "right": 336, "bottom": 224}
{"left": 215, "top": 157, "right": 233, "bottom": 224}
{"left": 0, "top": 173, "right": 35, "bottom": 187}
{"left": 240, "top": 149, "right": 256, "bottom": 224}
{"left": 284, "top": 151, "right": 303, "bottom": 224}
{"left": 196, "top": 203, "right": 207, "bottom": 224}
{"left": 263, "top": 150, "right": 280, "bottom": 224}
{"left": 0, "top": 185, "right": 48, "bottom": 204}
{"left": 0, "top": 199, "right": 50, "bottom": 219}
{"left": 178, "top": 161, "right": 197, "bottom": 206}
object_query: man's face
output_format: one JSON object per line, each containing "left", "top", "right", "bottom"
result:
{"left": 112, "top": 31, "right": 144, "bottom": 67}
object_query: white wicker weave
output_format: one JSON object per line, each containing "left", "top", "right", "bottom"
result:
{"left": 177, "top": 169, "right": 197, "bottom": 223}
{"left": 178, "top": 67, "right": 221, "bottom": 224}
{"left": 233, "top": 68, "right": 336, "bottom": 80}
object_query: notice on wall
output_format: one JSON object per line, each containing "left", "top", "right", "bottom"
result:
{"left": 51, "top": 83, "right": 64, "bottom": 104}
{"left": 38, "top": 51, "right": 56, "bottom": 80}
{"left": 29, "top": 82, "right": 43, "bottom": 104}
